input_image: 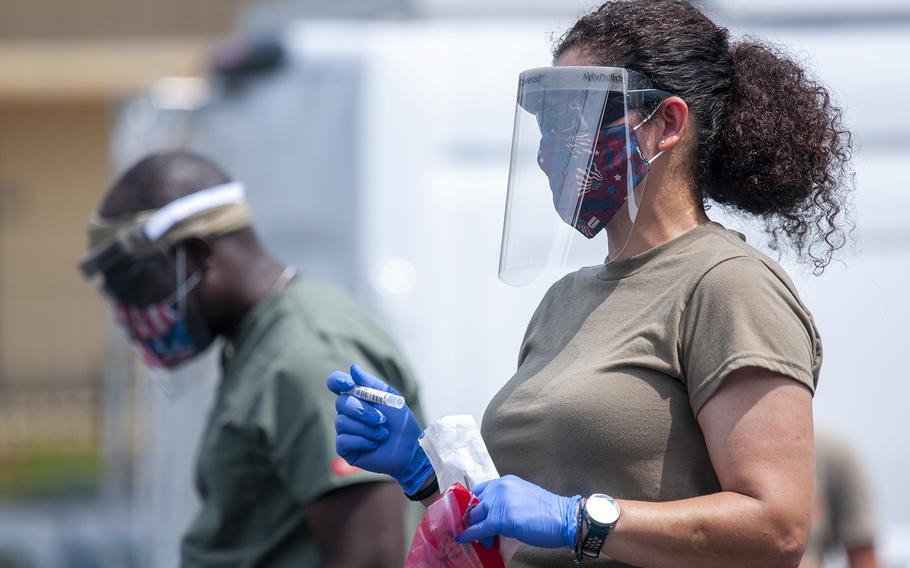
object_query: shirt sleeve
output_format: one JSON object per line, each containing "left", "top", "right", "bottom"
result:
{"left": 679, "top": 256, "right": 821, "bottom": 414}
{"left": 254, "top": 340, "right": 390, "bottom": 506}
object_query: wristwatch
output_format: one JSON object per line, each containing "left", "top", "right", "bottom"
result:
{"left": 579, "top": 493, "right": 621, "bottom": 559}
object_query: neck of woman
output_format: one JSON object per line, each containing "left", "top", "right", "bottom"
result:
{"left": 605, "top": 180, "right": 708, "bottom": 262}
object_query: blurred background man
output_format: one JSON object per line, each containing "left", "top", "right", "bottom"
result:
{"left": 801, "top": 430, "right": 880, "bottom": 568}
{"left": 79, "top": 151, "right": 423, "bottom": 567}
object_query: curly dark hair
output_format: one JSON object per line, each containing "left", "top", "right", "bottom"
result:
{"left": 556, "top": 0, "right": 853, "bottom": 273}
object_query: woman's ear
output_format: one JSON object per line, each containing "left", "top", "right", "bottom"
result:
{"left": 655, "top": 96, "right": 689, "bottom": 154}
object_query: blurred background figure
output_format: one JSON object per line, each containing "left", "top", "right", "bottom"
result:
{"left": 80, "top": 151, "right": 422, "bottom": 567}
{"left": 801, "top": 430, "right": 880, "bottom": 568}
{"left": 0, "top": 0, "right": 908, "bottom": 567}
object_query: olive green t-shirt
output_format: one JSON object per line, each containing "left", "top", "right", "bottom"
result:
{"left": 181, "top": 279, "right": 424, "bottom": 568}
{"left": 800, "top": 431, "right": 877, "bottom": 568}
{"left": 482, "top": 222, "right": 822, "bottom": 567}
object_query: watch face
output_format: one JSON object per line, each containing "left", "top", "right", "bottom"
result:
{"left": 586, "top": 494, "right": 621, "bottom": 526}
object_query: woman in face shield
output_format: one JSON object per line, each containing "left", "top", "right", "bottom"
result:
{"left": 328, "top": 0, "right": 853, "bottom": 566}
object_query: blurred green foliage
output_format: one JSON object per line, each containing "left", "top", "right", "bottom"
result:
{"left": 0, "top": 443, "right": 101, "bottom": 499}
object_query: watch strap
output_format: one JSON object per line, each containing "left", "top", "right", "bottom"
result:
{"left": 581, "top": 520, "right": 612, "bottom": 558}
{"left": 405, "top": 475, "right": 439, "bottom": 501}
{"left": 574, "top": 497, "right": 587, "bottom": 564}
{"left": 580, "top": 494, "right": 620, "bottom": 559}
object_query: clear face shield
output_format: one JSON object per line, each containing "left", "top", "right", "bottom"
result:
{"left": 498, "top": 67, "right": 669, "bottom": 286}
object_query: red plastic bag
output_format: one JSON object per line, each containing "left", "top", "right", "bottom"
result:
{"left": 405, "top": 482, "right": 506, "bottom": 568}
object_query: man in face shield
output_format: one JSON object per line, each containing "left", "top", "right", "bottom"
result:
{"left": 81, "top": 151, "right": 423, "bottom": 568}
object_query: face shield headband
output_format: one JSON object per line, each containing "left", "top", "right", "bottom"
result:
{"left": 80, "top": 181, "right": 251, "bottom": 282}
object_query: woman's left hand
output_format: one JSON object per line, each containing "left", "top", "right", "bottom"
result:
{"left": 456, "top": 475, "right": 581, "bottom": 549}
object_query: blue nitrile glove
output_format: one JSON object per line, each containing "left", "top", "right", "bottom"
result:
{"left": 326, "top": 363, "right": 434, "bottom": 496}
{"left": 456, "top": 475, "right": 582, "bottom": 549}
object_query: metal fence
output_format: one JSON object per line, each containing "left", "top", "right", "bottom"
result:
{"left": 0, "top": 382, "right": 103, "bottom": 498}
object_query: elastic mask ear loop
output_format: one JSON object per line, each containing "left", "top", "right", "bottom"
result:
{"left": 166, "top": 245, "right": 203, "bottom": 311}
{"left": 176, "top": 245, "right": 188, "bottom": 314}
{"left": 632, "top": 103, "right": 666, "bottom": 165}
{"left": 623, "top": 101, "right": 666, "bottom": 223}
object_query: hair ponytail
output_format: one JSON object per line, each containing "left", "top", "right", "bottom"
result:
{"left": 709, "top": 40, "right": 852, "bottom": 272}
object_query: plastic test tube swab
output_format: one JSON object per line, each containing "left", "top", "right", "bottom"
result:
{"left": 346, "top": 386, "right": 405, "bottom": 409}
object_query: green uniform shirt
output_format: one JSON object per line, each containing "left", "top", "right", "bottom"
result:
{"left": 181, "top": 279, "right": 424, "bottom": 568}
{"left": 482, "top": 222, "right": 822, "bottom": 567}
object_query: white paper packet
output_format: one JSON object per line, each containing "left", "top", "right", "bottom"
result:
{"left": 419, "top": 415, "right": 522, "bottom": 563}
{"left": 419, "top": 415, "right": 498, "bottom": 491}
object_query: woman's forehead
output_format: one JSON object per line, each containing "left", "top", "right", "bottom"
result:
{"left": 553, "top": 46, "right": 603, "bottom": 67}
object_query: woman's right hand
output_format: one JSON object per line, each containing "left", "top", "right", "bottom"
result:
{"left": 327, "top": 363, "right": 435, "bottom": 496}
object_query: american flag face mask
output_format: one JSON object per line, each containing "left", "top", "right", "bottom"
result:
{"left": 537, "top": 114, "right": 658, "bottom": 238}
{"left": 112, "top": 246, "right": 207, "bottom": 369}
